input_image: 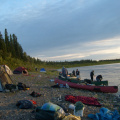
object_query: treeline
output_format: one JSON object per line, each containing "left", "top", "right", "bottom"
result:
{"left": 0, "top": 29, "right": 43, "bottom": 69}
{"left": 0, "top": 29, "right": 120, "bottom": 70}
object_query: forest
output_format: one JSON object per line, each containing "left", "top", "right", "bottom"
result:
{"left": 0, "top": 29, "right": 120, "bottom": 71}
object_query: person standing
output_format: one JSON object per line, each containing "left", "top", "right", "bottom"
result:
{"left": 65, "top": 68, "right": 68, "bottom": 79}
{"left": 90, "top": 70, "right": 94, "bottom": 81}
{"left": 35, "top": 67, "right": 38, "bottom": 72}
{"left": 72, "top": 70, "right": 75, "bottom": 76}
{"left": 62, "top": 67, "right": 68, "bottom": 79}
{"left": 76, "top": 69, "right": 80, "bottom": 80}
{"left": 62, "top": 66, "right": 65, "bottom": 76}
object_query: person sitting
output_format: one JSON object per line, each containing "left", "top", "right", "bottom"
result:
{"left": 96, "top": 75, "right": 103, "bottom": 82}
{"left": 72, "top": 70, "right": 75, "bottom": 76}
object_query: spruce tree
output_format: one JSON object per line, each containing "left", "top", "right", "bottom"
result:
{"left": 10, "top": 34, "right": 15, "bottom": 57}
{"left": 0, "top": 32, "right": 7, "bottom": 58}
{"left": 4, "top": 28, "right": 10, "bottom": 52}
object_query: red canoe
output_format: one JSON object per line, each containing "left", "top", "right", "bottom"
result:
{"left": 55, "top": 78, "right": 118, "bottom": 93}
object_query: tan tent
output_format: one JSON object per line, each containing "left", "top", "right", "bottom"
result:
{"left": 0, "top": 65, "right": 13, "bottom": 91}
{"left": 1, "top": 65, "right": 13, "bottom": 75}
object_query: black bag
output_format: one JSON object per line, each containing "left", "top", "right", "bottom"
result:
{"left": 16, "top": 100, "right": 33, "bottom": 109}
{"left": 5, "top": 84, "right": 17, "bottom": 90}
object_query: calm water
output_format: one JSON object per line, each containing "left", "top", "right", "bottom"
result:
{"left": 58, "top": 63, "right": 120, "bottom": 96}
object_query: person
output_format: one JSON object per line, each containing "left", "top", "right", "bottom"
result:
{"left": 62, "top": 67, "right": 68, "bottom": 79}
{"left": 76, "top": 69, "right": 80, "bottom": 76}
{"left": 62, "top": 66, "right": 65, "bottom": 76}
{"left": 90, "top": 70, "right": 94, "bottom": 81}
{"left": 96, "top": 75, "right": 103, "bottom": 82}
{"left": 72, "top": 70, "right": 75, "bottom": 76}
{"left": 76, "top": 69, "right": 80, "bottom": 80}
{"left": 35, "top": 67, "right": 38, "bottom": 72}
{"left": 65, "top": 68, "right": 68, "bottom": 79}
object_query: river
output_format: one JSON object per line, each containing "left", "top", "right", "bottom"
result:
{"left": 57, "top": 63, "right": 120, "bottom": 96}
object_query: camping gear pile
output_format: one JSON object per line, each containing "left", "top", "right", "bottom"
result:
{"left": 0, "top": 65, "right": 30, "bottom": 92}
{"left": 35, "top": 102, "right": 82, "bottom": 120}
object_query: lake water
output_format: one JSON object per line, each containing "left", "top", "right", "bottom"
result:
{"left": 58, "top": 63, "right": 120, "bottom": 96}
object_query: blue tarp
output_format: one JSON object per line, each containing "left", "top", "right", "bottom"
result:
{"left": 40, "top": 68, "right": 46, "bottom": 72}
{"left": 88, "top": 107, "right": 120, "bottom": 120}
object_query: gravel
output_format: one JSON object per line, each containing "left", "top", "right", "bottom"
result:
{"left": 0, "top": 72, "right": 119, "bottom": 120}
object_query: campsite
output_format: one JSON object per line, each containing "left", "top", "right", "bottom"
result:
{"left": 1, "top": 1, "right": 120, "bottom": 118}
{"left": 0, "top": 66, "right": 120, "bottom": 120}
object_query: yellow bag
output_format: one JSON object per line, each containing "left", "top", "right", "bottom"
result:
{"left": 62, "top": 114, "right": 81, "bottom": 120}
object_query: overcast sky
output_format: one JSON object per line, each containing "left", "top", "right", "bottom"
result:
{"left": 1, "top": 0, "right": 120, "bottom": 61}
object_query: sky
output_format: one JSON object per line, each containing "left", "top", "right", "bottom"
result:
{"left": 1, "top": 0, "right": 120, "bottom": 61}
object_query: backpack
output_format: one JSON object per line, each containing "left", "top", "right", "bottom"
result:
{"left": 17, "top": 82, "right": 27, "bottom": 90}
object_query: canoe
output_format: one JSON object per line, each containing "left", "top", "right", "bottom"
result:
{"left": 84, "top": 79, "right": 108, "bottom": 86}
{"left": 59, "top": 76, "right": 108, "bottom": 86}
{"left": 59, "top": 76, "right": 84, "bottom": 83}
{"left": 55, "top": 78, "right": 118, "bottom": 93}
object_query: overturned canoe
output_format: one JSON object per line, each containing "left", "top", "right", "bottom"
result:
{"left": 55, "top": 78, "right": 118, "bottom": 93}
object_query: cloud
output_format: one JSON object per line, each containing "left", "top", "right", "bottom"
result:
{"left": 34, "top": 36, "right": 120, "bottom": 61}
{"left": 39, "top": 47, "right": 120, "bottom": 61}
{"left": 1, "top": 0, "right": 120, "bottom": 61}
{"left": 84, "top": 36, "right": 120, "bottom": 47}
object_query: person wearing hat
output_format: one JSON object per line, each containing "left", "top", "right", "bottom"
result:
{"left": 90, "top": 70, "right": 94, "bottom": 81}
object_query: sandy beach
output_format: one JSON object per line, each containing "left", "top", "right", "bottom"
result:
{"left": 0, "top": 71, "right": 120, "bottom": 120}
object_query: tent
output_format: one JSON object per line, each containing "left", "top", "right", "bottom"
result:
{"left": 40, "top": 68, "right": 46, "bottom": 72}
{"left": 13, "top": 67, "right": 28, "bottom": 75}
{"left": 1, "top": 65, "right": 13, "bottom": 75}
{"left": 0, "top": 65, "right": 13, "bottom": 91}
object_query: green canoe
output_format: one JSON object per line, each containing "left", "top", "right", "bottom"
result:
{"left": 84, "top": 79, "right": 108, "bottom": 86}
{"left": 58, "top": 76, "right": 108, "bottom": 86}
